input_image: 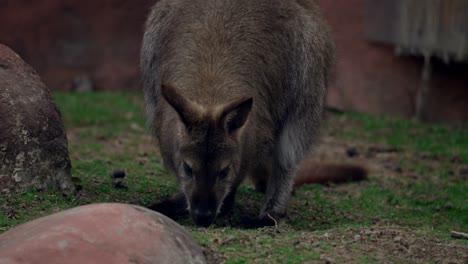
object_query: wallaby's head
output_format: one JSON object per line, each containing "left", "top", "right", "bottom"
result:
{"left": 161, "top": 84, "right": 253, "bottom": 227}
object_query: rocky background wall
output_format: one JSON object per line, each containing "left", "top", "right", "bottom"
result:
{"left": 0, "top": 0, "right": 154, "bottom": 92}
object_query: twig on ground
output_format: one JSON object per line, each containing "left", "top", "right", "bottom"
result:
{"left": 267, "top": 213, "right": 281, "bottom": 233}
{"left": 450, "top": 231, "right": 468, "bottom": 240}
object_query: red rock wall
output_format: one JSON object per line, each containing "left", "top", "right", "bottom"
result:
{"left": 0, "top": 0, "right": 467, "bottom": 123}
{"left": 316, "top": 0, "right": 468, "bottom": 124}
{"left": 0, "top": 0, "right": 155, "bottom": 91}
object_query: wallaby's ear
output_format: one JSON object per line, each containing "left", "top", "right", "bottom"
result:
{"left": 220, "top": 97, "right": 253, "bottom": 133}
{"left": 161, "top": 84, "right": 199, "bottom": 128}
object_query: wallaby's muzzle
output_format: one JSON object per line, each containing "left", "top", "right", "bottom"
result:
{"left": 190, "top": 192, "right": 218, "bottom": 227}
{"left": 191, "top": 208, "right": 216, "bottom": 227}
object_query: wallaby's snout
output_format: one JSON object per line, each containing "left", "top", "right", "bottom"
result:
{"left": 192, "top": 208, "right": 215, "bottom": 227}
{"left": 190, "top": 193, "right": 217, "bottom": 227}
{"left": 184, "top": 162, "right": 237, "bottom": 227}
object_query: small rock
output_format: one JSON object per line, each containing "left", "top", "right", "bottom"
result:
{"left": 353, "top": 234, "right": 361, "bottom": 242}
{"left": 394, "top": 236, "right": 402, "bottom": 242}
{"left": 130, "top": 123, "right": 143, "bottom": 131}
{"left": 112, "top": 170, "right": 126, "bottom": 179}
{"left": 346, "top": 147, "right": 359, "bottom": 157}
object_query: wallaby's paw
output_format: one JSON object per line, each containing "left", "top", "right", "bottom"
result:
{"left": 147, "top": 200, "right": 171, "bottom": 214}
{"left": 148, "top": 200, "right": 179, "bottom": 220}
{"left": 148, "top": 193, "right": 188, "bottom": 220}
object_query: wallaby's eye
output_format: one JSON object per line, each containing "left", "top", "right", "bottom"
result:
{"left": 219, "top": 166, "right": 230, "bottom": 179}
{"left": 183, "top": 162, "right": 193, "bottom": 178}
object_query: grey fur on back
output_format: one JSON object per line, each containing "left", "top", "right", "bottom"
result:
{"left": 141, "top": 0, "right": 334, "bottom": 130}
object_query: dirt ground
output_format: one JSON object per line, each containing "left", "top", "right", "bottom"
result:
{"left": 201, "top": 226, "right": 467, "bottom": 264}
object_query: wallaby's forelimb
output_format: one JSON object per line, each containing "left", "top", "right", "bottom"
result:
{"left": 149, "top": 192, "right": 188, "bottom": 220}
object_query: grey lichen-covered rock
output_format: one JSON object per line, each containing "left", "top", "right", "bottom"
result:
{"left": 0, "top": 43, "right": 74, "bottom": 194}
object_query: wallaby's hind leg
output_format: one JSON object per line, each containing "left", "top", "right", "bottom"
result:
{"left": 259, "top": 115, "right": 319, "bottom": 225}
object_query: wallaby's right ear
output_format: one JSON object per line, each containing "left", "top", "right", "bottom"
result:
{"left": 220, "top": 97, "right": 253, "bottom": 134}
{"left": 161, "top": 84, "right": 199, "bottom": 128}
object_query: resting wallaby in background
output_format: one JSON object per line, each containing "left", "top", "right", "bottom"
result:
{"left": 140, "top": 0, "right": 366, "bottom": 227}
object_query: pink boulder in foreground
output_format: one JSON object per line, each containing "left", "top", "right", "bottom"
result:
{"left": 0, "top": 203, "right": 207, "bottom": 264}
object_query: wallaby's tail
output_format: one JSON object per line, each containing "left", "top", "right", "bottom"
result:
{"left": 294, "top": 162, "right": 367, "bottom": 187}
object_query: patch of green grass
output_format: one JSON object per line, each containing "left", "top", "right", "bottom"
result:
{"left": 53, "top": 91, "right": 146, "bottom": 128}
{"left": 0, "top": 191, "right": 74, "bottom": 231}
{"left": 336, "top": 111, "right": 468, "bottom": 163}
{"left": 289, "top": 173, "right": 467, "bottom": 239}
{"left": 190, "top": 227, "right": 327, "bottom": 263}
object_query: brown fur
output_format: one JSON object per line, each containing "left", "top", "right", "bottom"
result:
{"left": 140, "top": 0, "right": 361, "bottom": 227}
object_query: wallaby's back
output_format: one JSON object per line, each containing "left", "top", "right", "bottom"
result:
{"left": 141, "top": 0, "right": 338, "bottom": 226}
{"left": 141, "top": 0, "right": 334, "bottom": 130}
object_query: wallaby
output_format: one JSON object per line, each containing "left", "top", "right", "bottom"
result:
{"left": 140, "top": 0, "right": 366, "bottom": 227}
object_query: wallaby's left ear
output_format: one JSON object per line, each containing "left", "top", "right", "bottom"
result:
{"left": 161, "top": 84, "right": 201, "bottom": 129}
{"left": 220, "top": 97, "right": 253, "bottom": 133}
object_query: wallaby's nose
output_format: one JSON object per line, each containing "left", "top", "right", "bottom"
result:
{"left": 192, "top": 209, "right": 215, "bottom": 227}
